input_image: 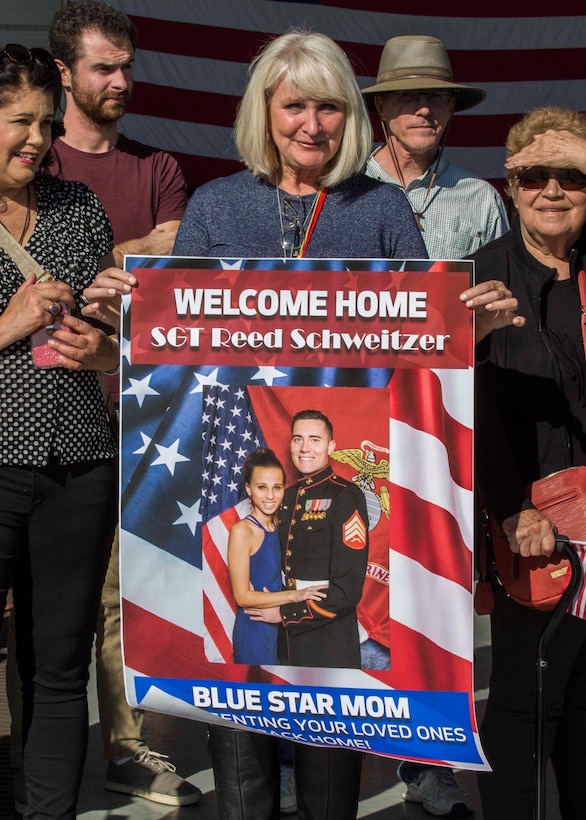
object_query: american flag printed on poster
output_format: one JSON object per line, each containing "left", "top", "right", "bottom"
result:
{"left": 119, "top": 256, "right": 488, "bottom": 768}
{"left": 567, "top": 544, "right": 586, "bottom": 620}
{"left": 388, "top": 367, "right": 475, "bottom": 692}
{"left": 200, "top": 384, "right": 266, "bottom": 664}
{"left": 109, "top": 0, "right": 586, "bottom": 190}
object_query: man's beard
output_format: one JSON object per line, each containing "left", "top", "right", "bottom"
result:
{"left": 71, "top": 78, "right": 130, "bottom": 125}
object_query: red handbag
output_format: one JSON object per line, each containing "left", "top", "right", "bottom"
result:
{"left": 476, "top": 466, "right": 586, "bottom": 612}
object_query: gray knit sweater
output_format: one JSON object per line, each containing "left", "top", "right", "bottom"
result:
{"left": 174, "top": 169, "right": 427, "bottom": 260}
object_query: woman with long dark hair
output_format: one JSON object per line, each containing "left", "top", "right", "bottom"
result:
{"left": 0, "top": 44, "right": 122, "bottom": 817}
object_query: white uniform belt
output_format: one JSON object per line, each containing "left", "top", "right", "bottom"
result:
{"left": 282, "top": 573, "right": 329, "bottom": 589}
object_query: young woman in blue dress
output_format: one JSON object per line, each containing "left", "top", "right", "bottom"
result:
{"left": 228, "top": 448, "right": 327, "bottom": 664}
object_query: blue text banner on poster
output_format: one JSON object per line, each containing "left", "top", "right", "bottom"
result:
{"left": 134, "top": 679, "right": 482, "bottom": 765}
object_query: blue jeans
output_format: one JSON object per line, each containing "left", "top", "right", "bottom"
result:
{"left": 0, "top": 459, "right": 116, "bottom": 819}
{"left": 360, "top": 637, "right": 390, "bottom": 670}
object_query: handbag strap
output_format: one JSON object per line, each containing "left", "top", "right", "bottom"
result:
{"left": 0, "top": 222, "right": 54, "bottom": 282}
{"left": 578, "top": 269, "right": 586, "bottom": 357}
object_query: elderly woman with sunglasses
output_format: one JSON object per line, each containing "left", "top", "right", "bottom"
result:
{"left": 0, "top": 44, "right": 130, "bottom": 818}
{"left": 473, "top": 106, "right": 586, "bottom": 820}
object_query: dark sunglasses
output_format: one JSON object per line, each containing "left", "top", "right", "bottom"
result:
{"left": 0, "top": 43, "right": 55, "bottom": 69}
{"left": 1, "top": 44, "right": 35, "bottom": 63}
{"left": 515, "top": 167, "right": 586, "bottom": 192}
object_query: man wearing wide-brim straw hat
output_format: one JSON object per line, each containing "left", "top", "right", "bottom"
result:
{"left": 360, "top": 34, "right": 508, "bottom": 820}
{"left": 361, "top": 34, "right": 508, "bottom": 261}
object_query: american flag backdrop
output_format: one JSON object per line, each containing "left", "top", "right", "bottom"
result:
{"left": 107, "top": 0, "right": 586, "bottom": 191}
{"left": 119, "top": 256, "right": 488, "bottom": 767}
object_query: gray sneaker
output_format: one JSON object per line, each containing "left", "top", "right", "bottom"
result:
{"left": 399, "top": 764, "right": 473, "bottom": 817}
{"left": 104, "top": 748, "right": 203, "bottom": 807}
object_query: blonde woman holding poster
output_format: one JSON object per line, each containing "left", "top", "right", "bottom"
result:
{"left": 173, "top": 28, "right": 524, "bottom": 820}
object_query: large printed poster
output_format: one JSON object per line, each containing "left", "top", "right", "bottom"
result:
{"left": 120, "top": 257, "right": 487, "bottom": 769}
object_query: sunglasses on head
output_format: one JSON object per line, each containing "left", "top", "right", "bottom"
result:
{"left": 1, "top": 43, "right": 34, "bottom": 64}
{"left": 0, "top": 43, "right": 55, "bottom": 70}
{"left": 515, "top": 167, "right": 586, "bottom": 192}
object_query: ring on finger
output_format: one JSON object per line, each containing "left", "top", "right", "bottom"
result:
{"left": 48, "top": 302, "right": 61, "bottom": 317}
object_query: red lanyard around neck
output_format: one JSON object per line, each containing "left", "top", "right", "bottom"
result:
{"left": 297, "top": 187, "right": 328, "bottom": 258}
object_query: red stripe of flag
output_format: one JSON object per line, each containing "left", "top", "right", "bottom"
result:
{"left": 317, "top": 0, "right": 585, "bottom": 17}
{"left": 123, "top": 599, "right": 256, "bottom": 682}
{"left": 167, "top": 154, "right": 240, "bottom": 189}
{"left": 131, "top": 82, "right": 554, "bottom": 157}
{"left": 391, "top": 485, "right": 472, "bottom": 593}
{"left": 131, "top": 83, "right": 239, "bottom": 129}
{"left": 129, "top": 16, "right": 586, "bottom": 84}
{"left": 387, "top": 620, "right": 471, "bottom": 692}
{"left": 390, "top": 369, "right": 473, "bottom": 492}
{"left": 203, "top": 516, "right": 239, "bottom": 615}
{"left": 383, "top": 114, "right": 526, "bottom": 150}
{"left": 203, "top": 593, "right": 234, "bottom": 663}
{"left": 130, "top": 16, "right": 269, "bottom": 64}
{"left": 138, "top": 139, "right": 505, "bottom": 193}
{"left": 122, "top": 599, "right": 204, "bottom": 678}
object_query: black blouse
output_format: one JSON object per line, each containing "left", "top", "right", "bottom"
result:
{"left": 0, "top": 174, "right": 117, "bottom": 466}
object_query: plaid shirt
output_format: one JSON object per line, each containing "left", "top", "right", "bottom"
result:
{"left": 364, "top": 148, "right": 509, "bottom": 260}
